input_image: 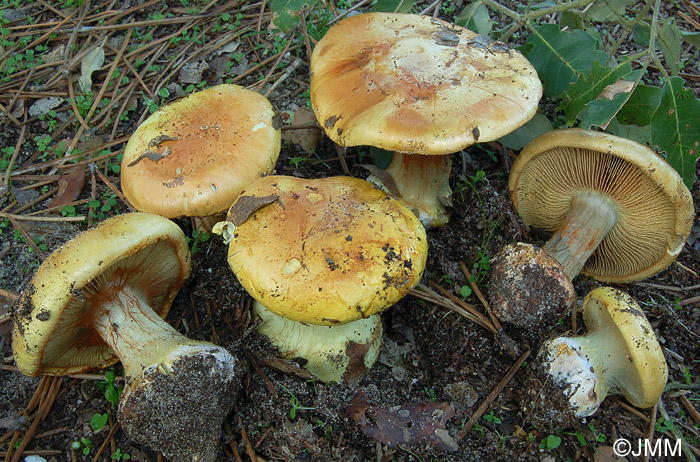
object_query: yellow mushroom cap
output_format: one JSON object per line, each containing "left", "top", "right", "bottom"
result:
{"left": 121, "top": 84, "right": 281, "bottom": 218}
{"left": 12, "top": 213, "right": 191, "bottom": 376}
{"left": 581, "top": 286, "right": 667, "bottom": 409}
{"left": 509, "top": 128, "right": 694, "bottom": 282}
{"left": 310, "top": 12, "right": 542, "bottom": 154}
{"left": 220, "top": 175, "right": 428, "bottom": 325}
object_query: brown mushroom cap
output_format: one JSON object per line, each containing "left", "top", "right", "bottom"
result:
{"left": 310, "top": 12, "right": 542, "bottom": 154}
{"left": 509, "top": 128, "right": 694, "bottom": 282}
{"left": 121, "top": 84, "right": 281, "bottom": 218}
{"left": 220, "top": 175, "right": 428, "bottom": 325}
{"left": 12, "top": 212, "right": 191, "bottom": 376}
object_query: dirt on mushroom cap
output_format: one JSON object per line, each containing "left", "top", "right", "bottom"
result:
{"left": 223, "top": 175, "right": 428, "bottom": 325}
{"left": 310, "top": 12, "right": 542, "bottom": 154}
{"left": 121, "top": 84, "right": 281, "bottom": 218}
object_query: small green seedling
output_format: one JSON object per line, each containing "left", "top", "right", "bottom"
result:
{"left": 539, "top": 434, "right": 561, "bottom": 450}
{"left": 278, "top": 383, "right": 315, "bottom": 419}
{"left": 483, "top": 410, "right": 502, "bottom": 425}
{"left": 587, "top": 423, "right": 606, "bottom": 444}
{"left": 97, "top": 369, "right": 122, "bottom": 407}
{"left": 72, "top": 437, "right": 94, "bottom": 455}
{"left": 459, "top": 285, "right": 473, "bottom": 298}
{"left": 111, "top": 448, "right": 131, "bottom": 460}
{"left": 89, "top": 412, "right": 108, "bottom": 432}
{"left": 188, "top": 229, "right": 210, "bottom": 255}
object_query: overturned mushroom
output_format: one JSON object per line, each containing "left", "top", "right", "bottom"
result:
{"left": 121, "top": 84, "right": 281, "bottom": 228}
{"left": 12, "top": 213, "right": 241, "bottom": 462}
{"left": 310, "top": 12, "right": 542, "bottom": 227}
{"left": 214, "top": 175, "right": 427, "bottom": 383}
{"left": 489, "top": 128, "right": 694, "bottom": 330}
{"left": 523, "top": 286, "right": 668, "bottom": 431}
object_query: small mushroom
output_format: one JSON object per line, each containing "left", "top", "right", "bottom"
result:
{"left": 523, "top": 287, "right": 668, "bottom": 431}
{"left": 310, "top": 12, "right": 542, "bottom": 228}
{"left": 489, "top": 128, "right": 694, "bottom": 330}
{"left": 213, "top": 175, "right": 427, "bottom": 383}
{"left": 12, "top": 213, "right": 241, "bottom": 462}
{"left": 121, "top": 84, "right": 281, "bottom": 228}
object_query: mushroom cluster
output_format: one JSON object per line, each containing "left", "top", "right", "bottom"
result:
{"left": 310, "top": 12, "right": 542, "bottom": 228}
{"left": 13, "top": 213, "right": 241, "bottom": 462}
{"left": 12, "top": 10, "right": 694, "bottom": 457}
{"left": 213, "top": 175, "right": 428, "bottom": 384}
{"left": 488, "top": 128, "right": 694, "bottom": 332}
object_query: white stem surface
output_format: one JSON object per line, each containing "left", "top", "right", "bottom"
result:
{"left": 377, "top": 152, "right": 452, "bottom": 228}
{"left": 90, "top": 283, "right": 190, "bottom": 377}
{"left": 543, "top": 191, "right": 618, "bottom": 279}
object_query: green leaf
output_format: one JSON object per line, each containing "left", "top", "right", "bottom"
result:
{"left": 546, "top": 434, "right": 562, "bottom": 450}
{"left": 607, "top": 118, "right": 652, "bottom": 147}
{"left": 681, "top": 30, "right": 700, "bottom": 48}
{"left": 578, "top": 91, "right": 633, "bottom": 130}
{"left": 633, "top": 19, "right": 683, "bottom": 76}
{"left": 90, "top": 413, "right": 108, "bottom": 431}
{"left": 562, "top": 61, "right": 634, "bottom": 125}
{"left": 521, "top": 24, "right": 608, "bottom": 98}
{"left": 650, "top": 76, "right": 700, "bottom": 188}
{"left": 370, "top": 0, "right": 414, "bottom": 13}
{"left": 455, "top": 1, "right": 492, "bottom": 36}
{"left": 370, "top": 146, "right": 393, "bottom": 169}
{"left": 657, "top": 19, "right": 682, "bottom": 76}
{"left": 632, "top": 21, "right": 651, "bottom": 47}
{"left": 559, "top": 11, "right": 584, "bottom": 31}
{"left": 459, "top": 285, "right": 473, "bottom": 298}
{"left": 498, "top": 113, "right": 553, "bottom": 150}
{"left": 270, "top": 0, "right": 318, "bottom": 32}
{"left": 617, "top": 84, "right": 662, "bottom": 126}
{"left": 584, "top": 0, "right": 634, "bottom": 22}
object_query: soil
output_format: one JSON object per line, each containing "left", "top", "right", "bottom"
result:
{"left": 1, "top": 2, "right": 699, "bottom": 462}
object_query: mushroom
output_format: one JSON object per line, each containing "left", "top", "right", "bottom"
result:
{"left": 523, "top": 286, "right": 668, "bottom": 430}
{"left": 252, "top": 300, "right": 383, "bottom": 384}
{"left": 12, "top": 213, "right": 241, "bottom": 462}
{"left": 213, "top": 175, "right": 427, "bottom": 383}
{"left": 489, "top": 128, "right": 694, "bottom": 330}
{"left": 310, "top": 12, "right": 542, "bottom": 227}
{"left": 121, "top": 84, "right": 281, "bottom": 228}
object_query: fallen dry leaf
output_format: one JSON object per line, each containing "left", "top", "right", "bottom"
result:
{"left": 594, "top": 445, "right": 628, "bottom": 462}
{"left": 226, "top": 194, "right": 279, "bottom": 226}
{"left": 599, "top": 79, "right": 635, "bottom": 101}
{"left": 49, "top": 166, "right": 86, "bottom": 209}
{"left": 346, "top": 390, "right": 458, "bottom": 452}
{"left": 282, "top": 107, "right": 322, "bottom": 154}
{"left": 78, "top": 42, "right": 105, "bottom": 93}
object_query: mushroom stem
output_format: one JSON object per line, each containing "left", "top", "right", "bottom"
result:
{"left": 90, "top": 283, "right": 203, "bottom": 378}
{"left": 371, "top": 152, "right": 452, "bottom": 228}
{"left": 89, "top": 283, "right": 240, "bottom": 462}
{"left": 540, "top": 332, "right": 621, "bottom": 418}
{"left": 542, "top": 191, "right": 618, "bottom": 279}
{"left": 253, "top": 300, "right": 383, "bottom": 385}
{"left": 525, "top": 287, "right": 667, "bottom": 430}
